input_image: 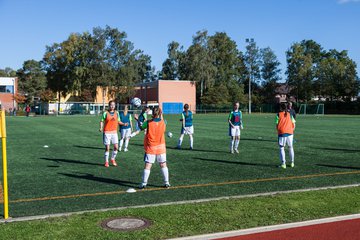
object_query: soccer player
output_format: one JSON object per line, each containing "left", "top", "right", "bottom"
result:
{"left": 119, "top": 105, "right": 133, "bottom": 152}
{"left": 177, "top": 104, "right": 194, "bottom": 150}
{"left": 135, "top": 107, "right": 170, "bottom": 189}
{"left": 228, "top": 102, "right": 243, "bottom": 154}
{"left": 276, "top": 102, "right": 296, "bottom": 169}
{"left": 288, "top": 101, "right": 296, "bottom": 120}
{"left": 131, "top": 107, "right": 148, "bottom": 137}
{"left": 99, "top": 100, "right": 128, "bottom": 168}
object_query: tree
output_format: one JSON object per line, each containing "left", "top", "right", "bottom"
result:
{"left": 286, "top": 43, "right": 313, "bottom": 101}
{"left": 316, "top": 50, "right": 359, "bottom": 100}
{"left": 43, "top": 26, "right": 153, "bottom": 102}
{"left": 0, "top": 67, "right": 16, "bottom": 77}
{"left": 16, "top": 60, "right": 47, "bottom": 103}
{"left": 161, "top": 41, "right": 184, "bottom": 80}
{"left": 260, "top": 47, "right": 281, "bottom": 103}
{"left": 182, "top": 31, "right": 216, "bottom": 100}
{"left": 208, "top": 32, "right": 245, "bottom": 84}
{"left": 201, "top": 83, "right": 231, "bottom": 105}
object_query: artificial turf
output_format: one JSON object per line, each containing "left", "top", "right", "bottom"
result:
{"left": 1, "top": 114, "right": 360, "bottom": 217}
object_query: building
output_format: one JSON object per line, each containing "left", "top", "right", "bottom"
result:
{"left": 134, "top": 80, "right": 196, "bottom": 114}
{"left": 0, "top": 77, "right": 17, "bottom": 111}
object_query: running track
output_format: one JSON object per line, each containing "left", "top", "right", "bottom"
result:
{"left": 218, "top": 218, "right": 360, "bottom": 240}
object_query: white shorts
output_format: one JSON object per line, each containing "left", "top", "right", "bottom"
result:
{"left": 120, "top": 128, "right": 132, "bottom": 139}
{"left": 181, "top": 126, "right": 194, "bottom": 135}
{"left": 144, "top": 153, "right": 167, "bottom": 164}
{"left": 229, "top": 126, "right": 241, "bottom": 137}
{"left": 278, "top": 135, "right": 293, "bottom": 147}
{"left": 103, "top": 133, "right": 119, "bottom": 145}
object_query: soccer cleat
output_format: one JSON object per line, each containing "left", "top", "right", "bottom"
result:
{"left": 279, "top": 164, "right": 286, "bottom": 169}
{"left": 110, "top": 159, "right": 117, "bottom": 166}
{"left": 139, "top": 184, "right": 147, "bottom": 189}
{"left": 164, "top": 183, "right": 171, "bottom": 188}
{"left": 189, "top": 147, "right": 193, "bottom": 150}
{"left": 124, "top": 148, "right": 128, "bottom": 152}
{"left": 230, "top": 149, "right": 234, "bottom": 154}
{"left": 235, "top": 149, "right": 239, "bottom": 154}
{"left": 104, "top": 162, "right": 109, "bottom": 168}
{"left": 291, "top": 162, "right": 295, "bottom": 168}
{"left": 130, "top": 132, "right": 137, "bottom": 138}
{"left": 177, "top": 145, "right": 181, "bottom": 150}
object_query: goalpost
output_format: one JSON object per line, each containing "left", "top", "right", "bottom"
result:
{"left": 298, "top": 104, "right": 325, "bottom": 115}
{"left": 0, "top": 109, "right": 9, "bottom": 219}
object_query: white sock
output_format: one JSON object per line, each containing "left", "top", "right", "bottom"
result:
{"left": 142, "top": 169, "right": 150, "bottom": 185}
{"left": 230, "top": 139, "right": 235, "bottom": 151}
{"left": 119, "top": 139, "right": 124, "bottom": 151}
{"left": 289, "top": 146, "right": 294, "bottom": 163}
{"left": 125, "top": 138, "right": 129, "bottom": 149}
{"left": 161, "top": 167, "right": 169, "bottom": 185}
{"left": 280, "top": 147, "right": 286, "bottom": 164}
{"left": 104, "top": 151, "right": 110, "bottom": 162}
{"left": 189, "top": 135, "right": 193, "bottom": 148}
{"left": 111, "top": 150, "right": 118, "bottom": 160}
{"left": 178, "top": 135, "right": 184, "bottom": 147}
{"left": 235, "top": 139, "right": 240, "bottom": 150}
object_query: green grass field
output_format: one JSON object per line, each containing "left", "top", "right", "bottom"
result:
{"left": 1, "top": 114, "right": 360, "bottom": 218}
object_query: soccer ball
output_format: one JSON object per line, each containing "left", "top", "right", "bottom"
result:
{"left": 167, "top": 132, "right": 173, "bottom": 138}
{"left": 131, "top": 97, "right": 142, "bottom": 108}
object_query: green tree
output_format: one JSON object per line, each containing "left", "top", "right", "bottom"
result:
{"left": 286, "top": 43, "right": 313, "bottom": 101}
{"left": 260, "top": 47, "right": 281, "bottom": 103}
{"left": 316, "top": 50, "right": 359, "bottom": 100}
{"left": 161, "top": 41, "right": 184, "bottom": 80}
{"left": 16, "top": 60, "right": 47, "bottom": 103}
{"left": 0, "top": 67, "right": 16, "bottom": 77}
{"left": 182, "top": 31, "right": 216, "bottom": 101}
{"left": 208, "top": 32, "right": 245, "bottom": 84}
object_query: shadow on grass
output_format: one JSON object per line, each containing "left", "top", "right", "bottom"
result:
{"left": 313, "top": 147, "right": 360, "bottom": 153}
{"left": 241, "top": 137, "right": 276, "bottom": 143}
{"left": 193, "top": 157, "right": 275, "bottom": 168}
{"left": 40, "top": 157, "right": 103, "bottom": 166}
{"left": 58, "top": 173, "right": 140, "bottom": 188}
{"left": 167, "top": 146, "right": 228, "bottom": 153}
{"left": 74, "top": 145, "right": 104, "bottom": 150}
{"left": 316, "top": 164, "right": 360, "bottom": 170}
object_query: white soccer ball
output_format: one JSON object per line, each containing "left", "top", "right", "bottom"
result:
{"left": 131, "top": 97, "right": 142, "bottom": 108}
{"left": 167, "top": 132, "right": 173, "bottom": 138}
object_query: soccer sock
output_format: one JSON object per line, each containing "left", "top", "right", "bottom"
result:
{"left": 111, "top": 150, "right": 118, "bottom": 160}
{"left": 142, "top": 169, "right": 151, "bottom": 185}
{"left": 189, "top": 135, "right": 193, "bottom": 148}
{"left": 289, "top": 146, "right": 294, "bottom": 163}
{"left": 119, "top": 139, "right": 124, "bottom": 151}
{"left": 124, "top": 138, "right": 129, "bottom": 149}
{"left": 161, "top": 167, "right": 169, "bottom": 184}
{"left": 178, "top": 135, "right": 184, "bottom": 147}
{"left": 104, "top": 151, "right": 110, "bottom": 162}
{"left": 230, "top": 139, "right": 235, "bottom": 151}
{"left": 235, "top": 139, "right": 240, "bottom": 150}
{"left": 279, "top": 147, "right": 286, "bottom": 164}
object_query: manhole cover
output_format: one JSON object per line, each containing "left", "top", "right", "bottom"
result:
{"left": 101, "top": 217, "right": 151, "bottom": 231}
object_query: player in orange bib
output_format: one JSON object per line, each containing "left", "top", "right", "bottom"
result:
{"left": 99, "top": 100, "right": 128, "bottom": 168}
{"left": 276, "top": 102, "right": 296, "bottom": 169}
{"left": 135, "top": 107, "right": 170, "bottom": 189}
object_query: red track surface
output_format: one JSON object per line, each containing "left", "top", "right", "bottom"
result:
{"left": 218, "top": 218, "right": 360, "bottom": 240}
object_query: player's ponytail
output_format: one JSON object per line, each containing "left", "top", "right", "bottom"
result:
{"left": 184, "top": 104, "right": 189, "bottom": 116}
{"left": 152, "top": 107, "right": 162, "bottom": 118}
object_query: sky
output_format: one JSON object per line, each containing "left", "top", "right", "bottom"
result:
{"left": 0, "top": 0, "right": 359, "bottom": 80}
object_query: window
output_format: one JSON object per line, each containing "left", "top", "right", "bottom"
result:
{"left": 0, "top": 85, "right": 14, "bottom": 93}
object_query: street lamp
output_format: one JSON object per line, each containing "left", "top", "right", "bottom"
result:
{"left": 245, "top": 38, "right": 254, "bottom": 114}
